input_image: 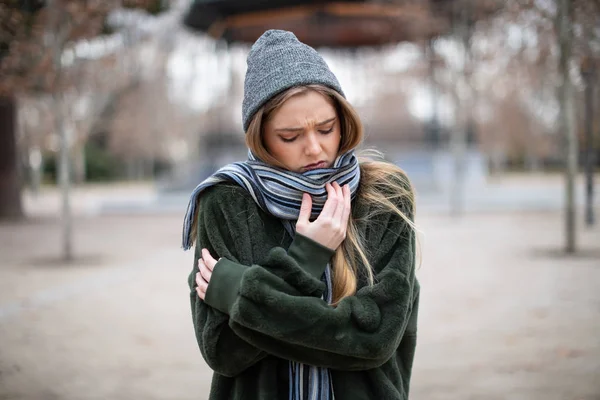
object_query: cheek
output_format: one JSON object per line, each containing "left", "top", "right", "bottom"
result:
{"left": 268, "top": 140, "right": 298, "bottom": 165}
{"left": 328, "top": 130, "right": 342, "bottom": 152}
{"left": 265, "top": 136, "right": 283, "bottom": 157}
{"left": 271, "top": 144, "right": 285, "bottom": 160}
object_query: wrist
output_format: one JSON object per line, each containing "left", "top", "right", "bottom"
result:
{"left": 295, "top": 231, "right": 336, "bottom": 251}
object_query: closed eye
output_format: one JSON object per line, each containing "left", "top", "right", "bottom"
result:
{"left": 281, "top": 136, "right": 298, "bottom": 143}
{"left": 319, "top": 127, "right": 334, "bottom": 135}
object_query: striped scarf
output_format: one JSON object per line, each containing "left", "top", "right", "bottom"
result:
{"left": 281, "top": 218, "right": 336, "bottom": 400}
{"left": 182, "top": 150, "right": 360, "bottom": 400}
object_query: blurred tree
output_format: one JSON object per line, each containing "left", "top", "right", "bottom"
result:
{"left": 491, "top": 0, "right": 598, "bottom": 249}
{"left": 574, "top": 0, "right": 600, "bottom": 227}
{"left": 0, "top": 0, "right": 45, "bottom": 219}
{"left": 0, "top": 0, "right": 167, "bottom": 261}
{"left": 108, "top": 47, "right": 176, "bottom": 181}
{"left": 552, "top": 0, "right": 576, "bottom": 253}
{"left": 0, "top": 0, "right": 156, "bottom": 216}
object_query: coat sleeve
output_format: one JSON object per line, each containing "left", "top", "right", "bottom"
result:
{"left": 203, "top": 185, "right": 419, "bottom": 372}
{"left": 188, "top": 186, "right": 269, "bottom": 377}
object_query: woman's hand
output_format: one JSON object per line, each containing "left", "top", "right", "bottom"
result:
{"left": 296, "top": 182, "right": 351, "bottom": 251}
{"left": 195, "top": 248, "right": 219, "bottom": 300}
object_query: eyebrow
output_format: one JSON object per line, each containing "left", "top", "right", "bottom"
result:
{"left": 274, "top": 117, "right": 336, "bottom": 133}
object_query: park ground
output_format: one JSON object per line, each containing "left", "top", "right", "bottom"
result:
{"left": 0, "top": 176, "right": 599, "bottom": 400}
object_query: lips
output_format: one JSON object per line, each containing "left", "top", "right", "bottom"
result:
{"left": 302, "top": 161, "right": 327, "bottom": 171}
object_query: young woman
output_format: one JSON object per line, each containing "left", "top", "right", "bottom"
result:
{"left": 183, "top": 30, "right": 419, "bottom": 400}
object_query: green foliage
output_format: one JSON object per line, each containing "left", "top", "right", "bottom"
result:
{"left": 101, "top": 20, "right": 116, "bottom": 35}
{"left": 122, "top": 0, "right": 169, "bottom": 15}
{"left": 84, "top": 142, "right": 124, "bottom": 182}
{"left": 42, "top": 143, "right": 124, "bottom": 183}
{"left": 42, "top": 151, "right": 56, "bottom": 183}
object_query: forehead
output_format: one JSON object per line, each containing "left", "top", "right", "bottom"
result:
{"left": 268, "top": 91, "right": 336, "bottom": 127}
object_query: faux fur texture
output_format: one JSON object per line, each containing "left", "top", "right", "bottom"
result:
{"left": 188, "top": 181, "right": 419, "bottom": 400}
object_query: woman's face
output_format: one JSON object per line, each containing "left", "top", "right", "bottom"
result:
{"left": 263, "top": 91, "right": 342, "bottom": 173}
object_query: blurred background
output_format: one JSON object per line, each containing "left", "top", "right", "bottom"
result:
{"left": 0, "top": 0, "right": 599, "bottom": 399}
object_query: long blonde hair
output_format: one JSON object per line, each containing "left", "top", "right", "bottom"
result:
{"left": 246, "top": 84, "right": 416, "bottom": 304}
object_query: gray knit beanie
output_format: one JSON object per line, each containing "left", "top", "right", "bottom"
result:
{"left": 242, "top": 29, "right": 345, "bottom": 132}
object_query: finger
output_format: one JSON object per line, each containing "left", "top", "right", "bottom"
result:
{"left": 341, "top": 184, "right": 352, "bottom": 224}
{"left": 201, "top": 248, "right": 216, "bottom": 271}
{"left": 196, "top": 285, "right": 205, "bottom": 300}
{"left": 298, "top": 192, "right": 312, "bottom": 224}
{"left": 200, "top": 260, "right": 212, "bottom": 282}
{"left": 196, "top": 274, "right": 208, "bottom": 294}
{"left": 195, "top": 271, "right": 204, "bottom": 288}
{"left": 332, "top": 182, "right": 345, "bottom": 221}
{"left": 319, "top": 183, "right": 338, "bottom": 218}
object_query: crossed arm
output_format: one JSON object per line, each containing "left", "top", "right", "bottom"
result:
{"left": 188, "top": 184, "right": 417, "bottom": 376}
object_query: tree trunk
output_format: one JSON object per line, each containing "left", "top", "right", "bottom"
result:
{"left": 52, "top": 94, "right": 73, "bottom": 261}
{"left": 73, "top": 140, "right": 87, "bottom": 184}
{"left": 127, "top": 158, "right": 136, "bottom": 180}
{"left": 557, "top": 0, "right": 577, "bottom": 253}
{"left": 0, "top": 96, "right": 24, "bottom": 220}
{"left": 426, "top": 38, "right": 441, "bottom": 149}
{"left": 583, "top": 67, "right": 595, "bottom": 226}
{"left": 450, "top": 2, "right": 472, "bottom": 216}
{"left": 29, "top": 147, "right": 43, "bottom": 196}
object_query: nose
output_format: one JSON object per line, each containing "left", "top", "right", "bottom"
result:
{"left": 305, "top": 131, "right": 321, "bottom": 156}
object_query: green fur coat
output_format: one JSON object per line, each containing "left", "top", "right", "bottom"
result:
{"left": 188, "top": 182, "right": 419, "bottom": 400}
